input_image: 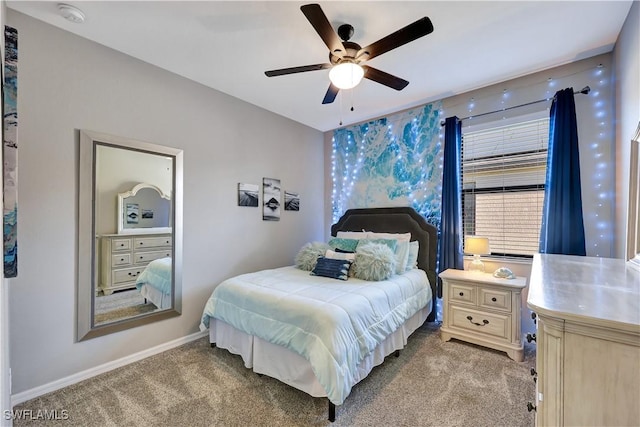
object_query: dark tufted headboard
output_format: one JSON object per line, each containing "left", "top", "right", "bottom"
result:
{"left": 331, "top": 207, "right": 438, "bottom": 322}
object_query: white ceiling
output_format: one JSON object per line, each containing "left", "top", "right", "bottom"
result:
{"left": 6, "top": 1, "right": 633, "bottom": 132}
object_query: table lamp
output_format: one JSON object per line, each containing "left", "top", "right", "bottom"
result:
{"left": 465, "top": 236, "right": 491, "bottom": 272}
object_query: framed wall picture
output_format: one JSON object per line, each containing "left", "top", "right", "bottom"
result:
{"left": 262, "top": 177, "right": 281, "bottom": 221}
{"left": 238, "top": 183, "right": 259, "bottom": 207}
{"left": 284, "top": 191, "right": 299, "bottom": 211}
{"left": 126, "top": 203, "right": 139, "bottom": 224}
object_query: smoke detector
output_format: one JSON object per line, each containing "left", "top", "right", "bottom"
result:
{"left": 58, "top": 3, "right": 85, "bottom": 24}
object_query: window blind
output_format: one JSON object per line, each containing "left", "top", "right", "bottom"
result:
{"left": 462, "top": 117, "right": 549, "bottom": 257}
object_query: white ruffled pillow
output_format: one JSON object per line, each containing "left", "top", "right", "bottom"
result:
{"left": 294, "top": 242, "right": 331, "bottom": 271}
{"left": 353, "top": 242, "right": 396, "bottom": 281}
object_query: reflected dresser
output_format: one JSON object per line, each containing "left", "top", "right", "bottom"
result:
{"left": 527, "top": 254, "right": 640, "bottom": 426}
{"left": 100, "top": 233, "right": 172, "bottom": 295}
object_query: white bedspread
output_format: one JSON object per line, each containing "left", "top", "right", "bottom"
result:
{"left": 199, "top": 266, "right": 431, "bottom": 405}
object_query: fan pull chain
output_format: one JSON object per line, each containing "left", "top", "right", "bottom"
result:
{"left": 350, "top": 87, "right": 355, "bottom": 112}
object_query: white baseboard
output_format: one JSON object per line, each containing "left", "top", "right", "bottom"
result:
{"left": 10, "top": 330, "right": 207, "bottom": 406}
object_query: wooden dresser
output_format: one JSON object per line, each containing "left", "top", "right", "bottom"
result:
{"left": 99, "top": 233, "right": 172, "bottom": 295}
{"left": 527, "top": 254, "right": 640, "bottom": 426}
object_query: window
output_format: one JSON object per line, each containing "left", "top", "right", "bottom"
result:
{"left": 462, "top": 115, "right": 549, "bottom": 258}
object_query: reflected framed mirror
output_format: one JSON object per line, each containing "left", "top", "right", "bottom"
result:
{"left": 627, "top": 122, "right": 640, "bottom": 270}
{"left": 77, "top": 129, "right": 183, "bottom": 341}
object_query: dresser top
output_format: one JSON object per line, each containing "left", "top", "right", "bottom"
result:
{"left": 527, "top": 254, "right": 640, "bottom": 330}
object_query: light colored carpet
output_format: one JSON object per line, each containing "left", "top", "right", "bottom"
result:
{"left": 94, "top": 289, "right": 157, "bottom": 325}
{"left": 13, "top": 323, "right": 536, "bottom": 426}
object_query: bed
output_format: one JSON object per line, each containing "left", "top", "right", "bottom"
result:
{"left": 199, "top": 207, "right": 438, "bottom": 421}
{"left": 135, "top": 256, "right": 172, "bottom": 309}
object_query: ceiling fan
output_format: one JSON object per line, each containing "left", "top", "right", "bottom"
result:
{"left": 264, "top": 3, "right": 434, "bottom": 104}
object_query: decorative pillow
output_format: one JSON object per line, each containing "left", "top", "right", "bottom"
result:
{"left": 353, "top": 243, "right": 396, "bottom": 281}
{"left": 336, "top": 230, "right": 368, "bottom": 240}
{"left": 328, "top": 237, "right": 360, "bottom": 253}
{"left": 405, "top": 241, "right": 419, "bottom": 271}
{"left": 325, "top": 249, "right": 356, "bottom": 262}
{"left": 334, "top": 248, "right": 355, "bottom": 254}
{"left": 310, "top": 257, "right": 352, "bottom": 281}
{"left": 367, "top": 231, "right": 411, "bottom": 242}
{"left": 356, "top": 238, "right": 398, "bottom": 252}
{"left": 394, "top": 240, "right": 410, "bottom": 275}
{"left": 294, "top": 241, "right": 331, "bottom": 271}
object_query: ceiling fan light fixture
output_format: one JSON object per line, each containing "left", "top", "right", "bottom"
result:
{"left": 58, "top": 3, "right": 85, "bottom": 23}
{"left": 329, "top": 62, "right": 364, "bottom": 90}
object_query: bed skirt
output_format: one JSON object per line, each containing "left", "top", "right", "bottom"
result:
{"left": 139, "top": 284, "right": 171, "bottom": 310}
{"left": 208, "top": 305, "right": 431, "bottom": 400}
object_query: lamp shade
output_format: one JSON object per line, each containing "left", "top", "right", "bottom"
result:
{"left": 464, "top": 236, "right": 491, "bottom": 255}
{"left": 329, "top": 62, "right": 364, "bottom": 90}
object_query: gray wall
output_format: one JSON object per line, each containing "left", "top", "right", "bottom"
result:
{"left": 7, "top": 10, "right": 325, "bottom": 394}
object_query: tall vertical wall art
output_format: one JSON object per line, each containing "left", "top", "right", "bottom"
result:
{"left": 332, "top": 102, "right": 443, "bottom": 228}
{"left": 3, "top": 26, "right": 18, "bottom": 278}
{"left": 262, "top": 177, "right": 281, "bottom": 221}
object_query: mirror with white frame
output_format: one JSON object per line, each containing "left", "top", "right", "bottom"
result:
{"left": 118, "top": 183, "right": 172, "bottom": 234}
{"left": 78, "top": 129, "right": 183, "bottom": 341}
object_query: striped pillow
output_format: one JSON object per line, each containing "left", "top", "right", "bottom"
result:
{"left": 310, "top": 257, "right": 352, "bottom": 281}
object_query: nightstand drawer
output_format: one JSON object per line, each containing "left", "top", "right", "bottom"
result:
{"left": 479, "top": 288, "right": 511, "bottom": 312}
{"left": 449, "top": 282, "right": 475, "bottom": 304}
{"left": 450, "top": 306, "right": 510, "bottom": 340}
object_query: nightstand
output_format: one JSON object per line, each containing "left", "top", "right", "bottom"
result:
{"left": 439, "top": 268, "right": 527, "bottom": 361}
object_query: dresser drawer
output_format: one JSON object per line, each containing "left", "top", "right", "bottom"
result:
{"left": 449, "top": 282, "right": 475, "bottom": 304}
{"left": 111, "top": 253, "right": 131, "bottom": 266}
{"left": 112, "top": 266, "right": 146, "bottom": 284}
{"left": 450, "top": 305, "right": 510, "bottom": 340}
{"left": 134, "top": 250, "right": 172, "bottom": 264}
{"left": 479, "top": 288, "right": 512, "bottom": 312}
{"left": 111, "top": 238, "right": 132, "bottom": 251}
{"left": 134, "top": 236, "right": 172, "bottom": 249}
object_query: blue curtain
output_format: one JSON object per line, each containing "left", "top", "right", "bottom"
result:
{"left": 438, "top": 116, "right": 463, "bottom": 297}
{"left": 539, "top": 88, "right": 586, "bottom": 255}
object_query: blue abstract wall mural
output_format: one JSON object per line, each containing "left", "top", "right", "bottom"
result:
{"left": 3, "top": 26, "right": 18, "bottom": 278}
{"left": 332, "top": 102, "right": 443, "bottom": 228}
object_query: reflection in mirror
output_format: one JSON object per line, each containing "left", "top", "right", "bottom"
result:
{"left": 118, "top": 183, "right": 171, "bottom": 234}
{"left": 78, "top": 130, "right": 183, "bottom": 341}
{"left": 627, "top": 122, "right": 640, "bottom": 269}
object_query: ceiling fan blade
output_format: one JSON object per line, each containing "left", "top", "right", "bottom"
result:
{"left": 362, "top": 66, "right": 409, "bottom": 91}
{"left": 300, "top": 4, "right": 346, "bottom": 58}
{"left": 265, "top": 63, "right": 331, "bottom": 77}
{"left": 322, "top": 83, "right": 340, "bottom": 104}
{"left": 357, "top": 17, "right": 434, "bottom": 61}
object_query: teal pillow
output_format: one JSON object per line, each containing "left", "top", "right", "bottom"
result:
{"left": 356, "top": 238, "right": 398, "bottom": 252}
{"left": 328, "top": 237, "right": 359, "bottom": 253}
{"left": 310, "top": 257, "right": 352, "bottom": 281}
{"left": 353, "top": 242, "right": 396, "bottom": 281}
{"left": 294, "top": 241, "right": 331, "bottom": 271}
{"left": 406, "top": 241, "right": 419, "bottom": 271}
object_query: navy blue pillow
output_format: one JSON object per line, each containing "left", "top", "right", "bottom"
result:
{"left": 310, "top": 256, "right": 352, "bottom": 281}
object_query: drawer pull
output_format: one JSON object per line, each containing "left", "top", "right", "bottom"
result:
{"left": 531, "top": 312, "right": 537, "bottom": 324}
{"left": 527, "top": 402, "right": 536, "bottom": 412}
{"left": 139, "top": 242, "right": 144, "bottom": 245}
{"left": 466, "top": 315, "right": 489, "bottom": 327}
{"left": 120, "top": 258, "right": 125, "bottom": 261}
{"left": 530, "top": 368, "right": 537, "bottom": 383}
{"left": 526, "top": 333, "right": 537, "bottom": 343}
{"left": 491, "top": 297, "right": 497, "bottom": 302}
{"left": 459, "top": 292, "right": 464, "bottom": 297}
